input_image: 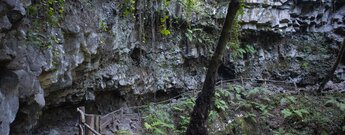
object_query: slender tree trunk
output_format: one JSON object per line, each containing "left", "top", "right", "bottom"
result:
{"left": 318, "top": 39, "right": 345, "bottom": 93}
{"left": 186, "top": 1, "right": 240, "bottom": 135}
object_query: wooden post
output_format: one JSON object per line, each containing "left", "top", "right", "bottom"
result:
{"left": 85, "top": 114, "right": 95, "bottom": 135}
{"left": 78, "top": 107, "right": 101, "bottom": 135}
{"left": 95, "top": 115, "right": 100, "bottom": 133}
{"left": 77, "top": 107, "right": 85, "bottom": 135}
{"left": 84, "top": 122, "right": 101, "bottom": 135}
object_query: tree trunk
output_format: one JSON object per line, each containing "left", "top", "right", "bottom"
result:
{"left": 186, "top": 0, "right": 240, "bottom": 135}
{"left": 317, "top": 39, "right": 345, "bottom": 93}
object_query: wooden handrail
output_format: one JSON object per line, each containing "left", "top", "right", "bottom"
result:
{"left": 78, "top": 107, "right": 101, "bottom": 135}
{"left": 77, "top": 77, "right": 299, "bottom": 135}
{"left": 83, "top": 122, "right": 101, "bottom": 135}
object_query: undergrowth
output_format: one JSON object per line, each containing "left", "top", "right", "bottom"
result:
{"left": 140, "top": 84, "right": 345, "bottom": 135}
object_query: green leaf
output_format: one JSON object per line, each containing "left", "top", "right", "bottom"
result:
{"left": 185, "top": 33, "right": 193, "bottom": 41}
{"left": 153, "top": 128, "right": 165, "bottom": 135}
{"left": 173, "top": 106, "right": 183, "bottom": 111}
{"left": 294, "top": 110, "right": 303, "bottom": 118}
{"left": 219, "top": 100, "right": 227, "bottom": 105}
{"left": 248, "top": 88, "right": 259, "bottom": 96}
{"left": 287, "top": 96, "right": 297, "bottom": 103}
{"left": 208, "top": 110, "right": 218, "bottom": 122}
{"left": 338, "top": 103, "right": 345, "bottom": 111}
{"left": 215, "top": 92, "right": 220, "bottom": 97}
{"left": 160, "top": 29, "right": 171, "bottom": 36}
{"left": 281, "top": 109, "right": 293, "bottom": 118}
{"left": 245, "top": 45, "right": 256, "bottom": 54}
{"left": 48, "top": 0, "right": 53, "bottom": 4}
{"left": 280, "top": 98, "right": 289, "bottom": 105}
{"left": 321, "top": 130, "right": 328, "bottom": 135}
{"left": 187, "top": 29, "right": 193, "bottom": 34}
{"left": 298, "top": 109, "right": 309, "bottom": 114}
{"left": 238, "top": 48, "right": 246, "bottom": 53}
{"left": 234, "top": 86, "right": 242, "bottom": 93}
{"left": 144, "top": 122, "right": 152, "bottom": 129}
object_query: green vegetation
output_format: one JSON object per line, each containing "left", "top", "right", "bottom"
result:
{"left": 228, "top": 0, "right": 256, "bottom": 60}
{"left": 26, "top": 30, "right": 60, "bottom": 49}
{"left": 26, "top": 0, "right": 65, "bottom": 49}
{"left": 139, "top": 84, "right": 345, "bottom": 134}
{"left": 185, "top": 28, "right": 203, "bottom": 43}
{"left": 28, "top": 0, "right": 65, "bottom": 27}
{"left": 160, "top": 14, "right": 171, "bottom": 36}
{"left": 215, "top": 84, "right": 345, "bottom": 135}
{"left": 180, "top": 0, "right": 200, "bottom": 22}
{"left": 172, "top": 97, "right": 195, "bottom": 134}
{"left": 230, "top": 44, "right": 256, "bottom": 59}
{"left": 141, "top": 96, "right": 196, "bottom": 134}
{"left": 143, "top": 104, "right": 175, "bottom": 134}
{"left": 214, "top": 87, "right": 231, "bottom": 111}
{"left": 99, "top": 19, "right": 108, "bottom": 32}
{"left": 121, "top": 0, "right": 136, "bottom": 17}
{"left": 159, "top": 0, "right": 172, "bottom": 36}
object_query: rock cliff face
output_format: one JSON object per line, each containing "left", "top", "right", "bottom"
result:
{"left": 239, "top": 0, "right": 345, "bottom": 41}
{"left": 0, "top": 0, "right": 344, "bottom": 134}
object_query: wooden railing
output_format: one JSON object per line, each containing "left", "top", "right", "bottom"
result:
{"left": 77, "top": 107, "right": 101, "bottom": 135}
{"left": 77, "top": 78, "right": 297, "bottom": 135}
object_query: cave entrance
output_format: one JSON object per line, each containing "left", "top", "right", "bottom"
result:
{"left": 85, "top": 90, "right": 127, "bottom": 115}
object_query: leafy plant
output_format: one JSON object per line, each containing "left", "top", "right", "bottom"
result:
{"left": 143, "top": 104, "right": 175, "bottom": 135}
{"left": 175, "top": 115, "right": 190, "bottom": 134}
{"left": 180, "top": 0, "right": 201, "bottom": 20}
{"left": 215, "top": 88, "right": 231, "bottom": 111}
{"left": 185, "top": 28, "right": 203, "bottom": 42}
{"left": 208, "top": 110, "right": 218, "bottom": 122}
{"left": 160, "top": 28, "right": 171, "bottom": 36}
{"left": 279, "top": 95, "right": 310, "bottom": 120}
{"left": 173, "top": 97, "right": 195, "bottom": 112}
{"left": 251, "top": 102, "right": 271, "bottom": 117}
{"left": 281, "top": 108, "right": 310, "bottom": 119}
{"left": 172, "top": 97, "right": 195, "bottom": 134}
{"left": 47, "top": 0, "right": 65, "bottom": 26}
{"left": 227, "top": 0, "right": 256, "bottom": 60}
{"left": 280, "top": 96, "right": 297, "bottom": 105}
{"left": 121, "top": 0, "right": 136, "bottom": 17}
{"left": 229, "top": 44, "right": 256, "bottom": 60}
{"left": 28, "top": 0, "right": 65, "bottom": 27}
{"left": 325, "top": 97, "right": 345, "bottom": 111}
{"left": 160, "top": 12, "right": 171, "bottom": 36}
{"left": 99, "top": 19, "right": 108, "bottom": 32}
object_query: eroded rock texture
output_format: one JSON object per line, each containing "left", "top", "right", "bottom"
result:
{"left": 0, "top": 0, "right": 344, "bottom": 134}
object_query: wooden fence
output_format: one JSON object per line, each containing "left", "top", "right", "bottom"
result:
{"left": 77, "top": 106, "right": 144, "bottom": 135}
{"left": 76, "top": 78, "right": 297, "bottom": 135}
